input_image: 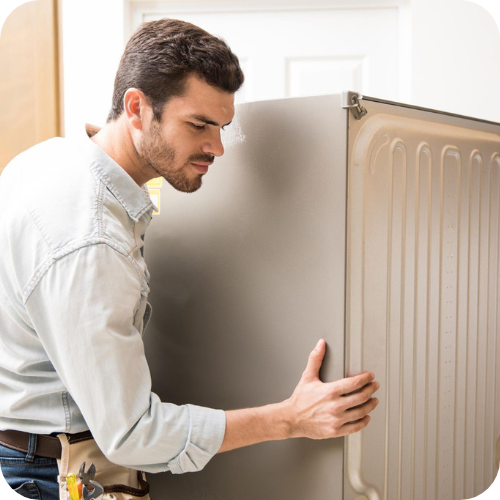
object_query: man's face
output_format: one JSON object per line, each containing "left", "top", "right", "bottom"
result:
{"left": 137, "top": 75, "right": 235, "bottom": 192}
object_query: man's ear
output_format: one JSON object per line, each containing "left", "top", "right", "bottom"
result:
{"left": 123, "top": 88, "right": 150, "bottom": 131}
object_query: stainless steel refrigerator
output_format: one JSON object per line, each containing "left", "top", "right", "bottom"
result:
{"left": 142, "top": 92, "right": 500, "bottom": 500}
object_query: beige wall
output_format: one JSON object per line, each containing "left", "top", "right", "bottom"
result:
{"left": 0, "top": 0, "right": 62, "bottom": 173}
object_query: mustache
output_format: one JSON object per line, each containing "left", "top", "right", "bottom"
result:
{"left": 187, "top": 154, "right": 214, "bottom": 164}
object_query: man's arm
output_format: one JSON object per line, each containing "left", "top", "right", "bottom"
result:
{"left": 218, "top": 339, "right": 379, "bottom": 453}
{"left": 26, "top": 243, "right": 226, "bottom": 474}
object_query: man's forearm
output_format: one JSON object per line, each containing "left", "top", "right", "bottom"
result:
{"left": 217, "top": 402, "right": 292, "bottom": 453}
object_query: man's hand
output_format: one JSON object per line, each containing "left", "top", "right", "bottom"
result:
{"left": 282, "top": 338, "right": 379, "bottom": 439}
{"left": 218, "top": 339, "right": 380, "bottom": 454}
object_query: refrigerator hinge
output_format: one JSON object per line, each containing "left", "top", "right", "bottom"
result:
{"left": 341, "top": 91, "right": 367, "bottom": 120}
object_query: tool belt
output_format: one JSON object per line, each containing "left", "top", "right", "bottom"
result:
{"left": 56, "top": 432, "right": 151, "bottom": 500}
{"left": 0, "top": 430, "right": 151, "bottom": 500}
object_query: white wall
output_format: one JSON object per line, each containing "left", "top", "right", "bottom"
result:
{"left": 411, "top": 0, "right": 500, "bottom": 121}
{"left": 61, "top": 0, "right": 125, "bottom": 138}
{"left": 61, "top": 0, "right": 500, "bottom": 138}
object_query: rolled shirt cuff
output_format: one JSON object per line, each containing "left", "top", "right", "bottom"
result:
{"left": 167, "top": 404, "right": 226, "bottom": 474}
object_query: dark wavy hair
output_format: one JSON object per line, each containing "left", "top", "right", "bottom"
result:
{"left": 107, "top": 18, "right": 244, "bottom": 122}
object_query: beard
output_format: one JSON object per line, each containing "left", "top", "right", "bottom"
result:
{"left": 138, "top": 119, "right": 213, "bottom": 193}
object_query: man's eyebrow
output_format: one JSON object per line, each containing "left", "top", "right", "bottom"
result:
{"left": 190, "top": 115, "right": 232, "bottom": 127}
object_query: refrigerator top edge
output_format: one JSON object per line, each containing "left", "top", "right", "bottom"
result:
{"left": 238, "top": 90, "right": 500, "bottom": 128}
{"left": 343, "top": 89, "right": 500, "bottom": 127}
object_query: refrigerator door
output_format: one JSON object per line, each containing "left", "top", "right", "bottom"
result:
{"left": 143, "top": 95, "right": 348, "bottom": 499}
{"left": 344, "top": 97, "right": 500, "bottom": 500}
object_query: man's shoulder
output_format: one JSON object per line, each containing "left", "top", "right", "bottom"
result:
{"left": 1, "top": 136, "right": 106, "bottom": 248}
{"left": 4, "top": 136, "right": 74, "bottom": 168}
{"left": 0, "top": 136, "right": 140, "bottom": 301}
{"left": 1, "top": 136, "right": 88, "bottom": 191}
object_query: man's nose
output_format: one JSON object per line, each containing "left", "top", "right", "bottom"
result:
{"left": 202, "top": 130, "right": 224, "bottom": 157}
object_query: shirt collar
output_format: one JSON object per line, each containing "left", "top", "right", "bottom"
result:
{"left": 79, "top": 124, "right": 158, "bottom": 222}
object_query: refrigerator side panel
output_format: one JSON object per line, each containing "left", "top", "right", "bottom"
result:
{"left": 144, "top": 95, "right": 348, "bottom": 500}
{"left": 343, "top": 101, "right": 500, "bottom": 500}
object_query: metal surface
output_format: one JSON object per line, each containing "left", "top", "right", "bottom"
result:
{"left": 78, "top": 462, "right": 96, "bottom": 487}
{"left": 344, "top": 98, "right": 500, "bottom": 500}
{"left": 78, "top": 461, "right": 103, "bottom": 500}
{"left": 360, "top": 94, "right": 500, "bottom": 127}
{"left": 144, "top": 95, "right": 348, "bottom": 500}
{"left": 142, "top": 91, "right": 500, "bottom": 499}
{"left": 342, "top": 91, "right": 368, "bottom": 120}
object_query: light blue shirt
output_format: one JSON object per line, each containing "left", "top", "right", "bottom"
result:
{"left": 0, "top": 128, "right": 226, "bottom": 474}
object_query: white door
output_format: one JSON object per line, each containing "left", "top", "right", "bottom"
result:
{"left": 127, "top": 1, "right": 405, "bottom": 104}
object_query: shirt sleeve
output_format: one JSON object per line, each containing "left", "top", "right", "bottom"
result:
{"left": 24, "top": 242, "right": 226, "bottom": 474}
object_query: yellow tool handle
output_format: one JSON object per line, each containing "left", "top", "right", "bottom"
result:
{"left": 66, "top": 473, "right": 81, "bottom": 500}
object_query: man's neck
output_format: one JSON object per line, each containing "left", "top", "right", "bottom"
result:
{"left": 89, "top": 120, "right": 151, "bottom": 186}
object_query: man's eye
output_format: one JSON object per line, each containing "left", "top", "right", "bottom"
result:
{"left": 190, "top": 123, "right": 205, "bottom": 130}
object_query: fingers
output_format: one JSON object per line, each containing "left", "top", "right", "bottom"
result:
{"left": 338, "top": 381, "right": 379, "bottom": 411}
{"left": 330, "top": 371, "right": 375, "bottom": 397}
{"left": 343, "top": 395, "right": 379, "bottom": 424}
{"left": 301, "top": 339, "right": 326, "bottom": 382}
{"left": 337, "top": 415, "right": 371, "bottom": 437}
{"left": 333, "top": 380, "right": 379, "bottom": 438}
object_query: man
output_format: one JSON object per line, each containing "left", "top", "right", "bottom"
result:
{"left": 0, "top": 19, "right": 379, "bottom": 499}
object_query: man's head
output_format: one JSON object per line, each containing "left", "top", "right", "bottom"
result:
{"left": 107, "top": 18, "right": 244, "bottom": 123}
{"left": 104, "top": 19, "right": 244, "bottom": 193}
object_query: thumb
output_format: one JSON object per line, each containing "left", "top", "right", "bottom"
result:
{"left": 302, "top": 339, "right": 326, "bottom": 381}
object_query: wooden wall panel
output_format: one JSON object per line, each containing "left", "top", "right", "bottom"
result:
{"left": 0, "top": 0, "right": 62, "bottom": 172}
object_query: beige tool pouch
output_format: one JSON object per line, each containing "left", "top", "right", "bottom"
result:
{"left": 56, "top": 433, "right": 151, "bottom": 500}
